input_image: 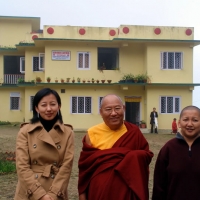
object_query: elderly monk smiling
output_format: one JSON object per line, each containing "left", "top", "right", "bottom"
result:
{"left": 78, "top": 94, "right": 153, "bottom": 200}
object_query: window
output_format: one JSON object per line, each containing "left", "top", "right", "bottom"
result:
{"left": 98, "top": 96, "right": 103, "bottom": 113}
{"left": 161, "top": 52, "right": 182, "bottom": 69}
{"left": 30, "top": 96, "right": 34, "bottom": 111}
{"left": 77, "top": 52, "right": 90, "bottom": 69}
{"left": 33, "top": 53, "right": 45, "bottom": 71}
{"left": 98, "top": 48, "right": 119, "bottom": 70}
{"left": 10, "top": 92, "right": 20, "bottom": 110}
{"left": 160, "top": 96, "right": 180, "bottom": 113}
{"left": 20, "top": 57, "right": 25, "bottom": 73}
{"left": 71, "top": 96, "right": 92, "bottom": 113}
{"left": 99, "top": 96, "right": 103, "bottom": 108}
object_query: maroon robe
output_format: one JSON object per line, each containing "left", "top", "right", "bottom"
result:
{"left": 78, "top": 121, "right": 153, "bottom": 200}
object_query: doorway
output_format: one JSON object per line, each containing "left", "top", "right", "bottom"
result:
{"left": 125, "top": 98, "right": 140, "bottom": 127}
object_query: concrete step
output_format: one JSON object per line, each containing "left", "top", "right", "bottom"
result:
{"left": 140, "top": 128, "right": 149, "bottom": 134}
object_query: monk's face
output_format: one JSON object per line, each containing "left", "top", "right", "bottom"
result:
{"left": 100, "top": 95, "right": 125, "bottom": 130}
{"left": 178, "top": 109, "right": 200, "bottom": 141}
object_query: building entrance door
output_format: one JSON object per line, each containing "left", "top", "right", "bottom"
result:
{"left": 125, "top": 96, "right": 141, "bottom": 127}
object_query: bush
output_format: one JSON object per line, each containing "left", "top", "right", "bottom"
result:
{"left": 0, "top": 121, "right": 11, "bottom": 125}
{"left": 0, "top": 160, "right": 16, "bottom": 174}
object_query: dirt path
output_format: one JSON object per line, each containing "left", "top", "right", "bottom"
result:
{"left": 0, "top": 125, "right": 174, "bottom": 199}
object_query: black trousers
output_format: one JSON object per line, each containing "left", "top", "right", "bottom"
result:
{"left": 151, "top": 123, "right": 158, "bottom": 133}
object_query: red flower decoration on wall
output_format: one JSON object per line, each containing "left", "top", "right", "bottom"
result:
{"left": 123, "top": 27, "right": 129, "bottom": 34}
{"left": 109, "top": 30, "right": 116, "bottom": 36}
{"left": 32, "top": 35, "right": 38, "bottom": 40}
{"left": 79, "top": 28, "right": 86, "bottom": 35}
{"left": 185, "top": 29, "right": 192, "bottom": 36}
{"left": 47, "top": 27, "right": 54, "bottom": 34}
{"left": 154, "top": 28, "right": 161, "bottom": 35}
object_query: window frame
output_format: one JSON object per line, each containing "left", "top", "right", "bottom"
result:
{"left": 71, "top": 96, "right": 92, "bottom": 114}
{"left": 98, "top": 96, "right": 103, "bottom": 113}
{"left": 30, "top": 96, "right": 34, "bottom": 111}
{"left": 20, "top": 57, "right": 25, "bottom": 73}
{"left": 10, "top": 92, "right": 21, "bottom": 110}
{"left": 161, "top": 52, "right": 183, "bottom": 70}
{"left": 97, "top": 47, "right": 119, "bottom": 70}
{"left": 77, "top": 52, "right": 90, "bottom": 70}
{"left": 39, "top": 53, "right": 45, "bottom": 70}
{"left": 32, "top": 53, "right": 45, "bottom": 72}
{"left": 160, "top": 96, "right": 181, "bottom": 114}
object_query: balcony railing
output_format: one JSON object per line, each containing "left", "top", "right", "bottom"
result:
{"left": 3, "top": 74, "right": 25, "bottom": 84}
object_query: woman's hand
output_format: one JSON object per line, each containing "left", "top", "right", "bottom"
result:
{"left": 39, "top": 194, "right": 55, "bottom": 200}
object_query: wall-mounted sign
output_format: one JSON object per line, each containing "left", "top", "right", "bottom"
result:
{"left": 52, "top": 50, "right": 71, "bottom": 60}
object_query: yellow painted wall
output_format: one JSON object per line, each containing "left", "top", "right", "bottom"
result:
{"left": 0, "top": 17, "right": 197, "bottom": 131}
{"left": 24, "top": 48, "right": 45, "bottom": 82}
{"left": 21, "top": 85, "right": 146, "bottom": 130}
{"left": 41, "top": 25, "right": 194, "bottom": 40}
{"left": 0, "top": 88, "right": 25, "bottom": 122}
{"left": 146, "top": 86, "right": 192, "bottom": 129}
{"left": 146, "top": 44, "right": 193, "bottom": 83}
{"left": 0, "top": 20, "right": 32, "bottom": 46}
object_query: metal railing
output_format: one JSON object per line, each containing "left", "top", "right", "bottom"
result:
{"left": 3, "top": 74, "right": 25, "bottom": 84}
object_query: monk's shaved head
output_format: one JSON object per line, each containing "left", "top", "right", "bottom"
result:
{"left": 180, "top": 105, "right": 200, "bottom": 119}
{"left": 100, "top": 94, "right": 123, "bottom": 108}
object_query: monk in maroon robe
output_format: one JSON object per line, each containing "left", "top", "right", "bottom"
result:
{"left": 78, "top": 95, "right": 153, "bottom": 200}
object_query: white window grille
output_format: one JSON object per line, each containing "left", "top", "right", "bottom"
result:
{"left": 71, "top": 96, "right": 92, "bottom": 113}
{"left": 99, "top": 96, "right": 103, "bottom": 108}
{"left": 77, "top": 52, "right": 90, "bottom": 69}
{"left": 161, "top": 52, "right": 182, "bottom": 69}
{"left": 10, "top": 92, "right": 20, "bottom": 110}
{"left": 30, "top": 96, "right": 34, "bottom": 111}
{"left": 39, "top": 53, "right": 45, "bottom": 70}
{"left": 20, "top": 57, "right": 25, "bottom": 73}
{"left": 32, "top": 53, "right": 45, "bottom": 71}
{"left": 160, "top": 96, "right": 180, "bottom": 113}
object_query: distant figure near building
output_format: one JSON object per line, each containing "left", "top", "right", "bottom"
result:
{"left": 172, "top": 118, "right": 178, "bottom": 134}
{"left": 150, "top": 107, "right": 158, "bottom": 133}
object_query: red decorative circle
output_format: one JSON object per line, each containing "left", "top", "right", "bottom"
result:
{"left": 123, "top": 27, "right": 129, "bottom": 34}
{"left": 185, "top": 29, "right": 192, "bottom": 36}
{"left": 109, "top": 30, "right": 116, "bottom": 36}
{"left": 47, "top": 27, "right": 54, "bottom": 34}
{"left": 79, "top": 28, "right": 86, "bottom": 35}
{"left": 32, "top": 35, "right": 38, "bottom": 40}
{"left": 154, "top": 28, "right": 161, "bottom": 35}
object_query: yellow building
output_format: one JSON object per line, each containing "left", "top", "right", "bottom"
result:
{"left": 0, "top": 16, "right": 200, "bottom": 132}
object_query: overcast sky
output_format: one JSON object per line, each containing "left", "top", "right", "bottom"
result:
{"left": 1, "top": 0, "right": 200, "bottom": 106}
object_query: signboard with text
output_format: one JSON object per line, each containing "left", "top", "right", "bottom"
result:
{"left": 52, "top": 50, "right": 71, "bottom": 60}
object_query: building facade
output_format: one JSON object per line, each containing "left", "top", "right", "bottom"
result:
{"left": 0, "top": 16, "right": 200, "bottom": 131}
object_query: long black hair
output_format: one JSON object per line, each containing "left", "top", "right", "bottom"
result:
{"left": 30, "top": 88, "right": 63, "bottom": 124}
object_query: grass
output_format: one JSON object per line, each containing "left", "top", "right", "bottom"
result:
{"left": 0, "top": 160, "right": 16, "bottom": 174}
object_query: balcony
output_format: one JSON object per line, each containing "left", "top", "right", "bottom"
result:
{"left": 3, "top": 74, "right": 25, "bottom": 84}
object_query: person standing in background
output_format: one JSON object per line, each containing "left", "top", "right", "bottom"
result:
{"left": 172, "top": 118, "right": 178, "bottom": 134}
{"left": 150, "top": 107, "right": 158, "bottom": 133}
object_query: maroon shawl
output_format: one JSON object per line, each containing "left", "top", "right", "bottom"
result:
{"left": 78, "top": 121, "right": 153, "bottom": 200}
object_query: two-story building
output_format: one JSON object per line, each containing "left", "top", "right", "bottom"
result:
{"left": 0, "top": 15, "right": 200, "bottom": 131}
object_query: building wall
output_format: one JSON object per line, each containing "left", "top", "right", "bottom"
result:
{"left": 0, "top": 88, "right": 25, "bottom": 122}
{"left": 0, "top": 16, "right": 197, "bottom": 131}
{"left": 146, "top": 44, "right": 193, "bottom": 83}
{"left": 40, "top": 25, "right": 194, "bottom": 40}
{"left": 146, "top": 86, "right": 193, "bottom": 129}
{"left": 0, "top": 20, "right": 32, "bottom": 46}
